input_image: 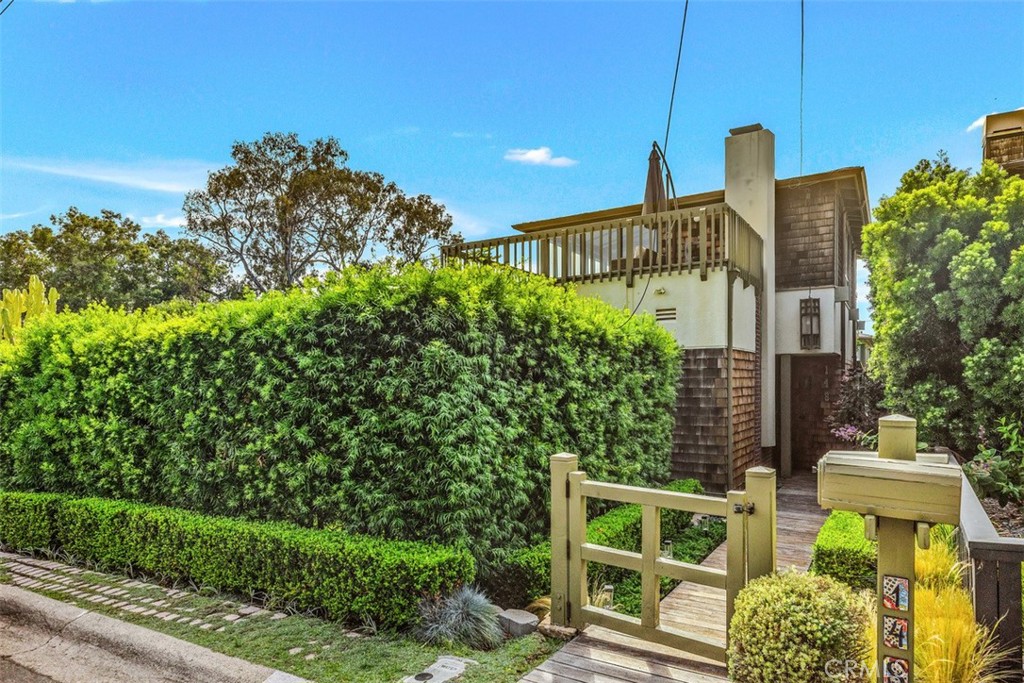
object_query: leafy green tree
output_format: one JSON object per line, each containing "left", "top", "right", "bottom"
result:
{"left": 0, "top": 208, "right": 230, "bottom": 311}
{"left": 863, "top": 154, "right": 1024, "bottom": 450}
{"left": 183, "top": 132, "right": 459, "bottom": 293}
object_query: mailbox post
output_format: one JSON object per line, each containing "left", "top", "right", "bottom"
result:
{"left": 818, "top": 415, "right": 962, "bottom": 683}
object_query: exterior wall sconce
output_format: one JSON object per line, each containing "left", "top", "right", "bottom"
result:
{"left": 800, "top": 298, "right": 821, "bottom": 350}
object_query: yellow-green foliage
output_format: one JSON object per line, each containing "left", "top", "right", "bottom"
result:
{"left": 812, "top": 510, "right": 962, "bottom": 591}
{"left": 0, "top": 276, "right": 59, "bottom": 343}
{"left": 862, "top": 157, "right": 1024, "bottom": 449}
{"left": 0, "top": 491, "right": 473, "bottom": 628}
{"left": 862, "top": 531, "right": 1008, "bottom": 683}
{"left": 867, "top": 584, "right": 1009, "bottom": 683}
{"left": 728, "top": 571, "right": 872, "bottom": 683}
{"left": 915, "top": 525, "right": 962, "bottom": 590}
{"left": 0, "top": 264, "right": 679, "bottom": 572}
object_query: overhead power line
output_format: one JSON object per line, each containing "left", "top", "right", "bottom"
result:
{"left": 800, "top": 0, "right": 806, "bottom": 176}
{"left": 621, "top": 3, "right": 690, "bottom": 329}
{"left": 663, "top": 0, "right": 690, "bottom": 158}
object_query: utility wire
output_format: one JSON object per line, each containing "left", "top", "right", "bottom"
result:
{"left": 0, "top": 0, "right": 13, "bottom": 18}
{"left": 800, "top": 0, "right": 805, "bottom": 176}
{"left": 621, "top": 1, "right": 689, "bottom": 329}
{"left": 663, "top": 0, "right": 690, "bottom": 157}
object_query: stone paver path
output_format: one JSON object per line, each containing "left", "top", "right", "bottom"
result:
{"left": 0, "top": 551, "right": 288, "bottom": 635}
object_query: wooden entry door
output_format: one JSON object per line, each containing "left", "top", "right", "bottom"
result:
{"left": 790, "top": 355, "right": 840, "bottom": 472}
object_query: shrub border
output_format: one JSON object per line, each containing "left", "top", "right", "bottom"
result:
{"left": 0, "top": 492, "right": 474, "bottom": 628}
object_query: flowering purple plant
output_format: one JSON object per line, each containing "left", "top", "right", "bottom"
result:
{"left": 831, "top": 424, "right": 861, "bottom": 443}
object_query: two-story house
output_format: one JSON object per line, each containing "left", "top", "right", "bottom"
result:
{"left": 443, "top": 124, "right": 869, "bottom": 492}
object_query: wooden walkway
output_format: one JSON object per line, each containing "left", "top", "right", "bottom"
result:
{"left": 521, "top": 473, "right": 825, "bottom": 683}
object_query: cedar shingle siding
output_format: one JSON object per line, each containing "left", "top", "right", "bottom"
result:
{"left": 730, "top": 349, "right": 763, "bottom": 489}
{"left": 672, "top": 349, "right": 729, "bottom": 491}
{"left": 671, "top": 347, "right": 765, "bottom": 493}
{"left": 985, "top": 132, "right": 1024, "bottom": 178}
{"left": 775, "top": 184, "right": 837, "bottom": 289}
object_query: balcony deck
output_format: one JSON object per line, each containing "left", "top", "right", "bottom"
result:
{"left": 442, "top": 203, "right": 763, "bottom": 291}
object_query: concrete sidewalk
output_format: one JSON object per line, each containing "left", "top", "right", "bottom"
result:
{"left": 0, "top": 585, "right": 307, "bottom": 683}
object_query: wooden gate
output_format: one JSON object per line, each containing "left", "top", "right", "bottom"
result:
{"left": 548, "top": 453, "right": 777, "bottom": 664}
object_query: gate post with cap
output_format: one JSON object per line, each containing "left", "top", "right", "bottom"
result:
{"left": 549, "top": 453, "right": 577, "bottom": 627}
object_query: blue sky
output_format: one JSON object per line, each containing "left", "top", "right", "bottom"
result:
{"left": 1, "top": 1, "right": 1023, "bottom": 325}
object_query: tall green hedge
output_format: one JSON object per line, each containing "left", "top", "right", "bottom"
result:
{"left": 0, "top": 264, "right": 679, "bottom": 570}
{"left": 862, "top": 157, "right": 1024, "bottom": 449}
{"left": 0, "top": 492, "right": 473, "bottom": 627}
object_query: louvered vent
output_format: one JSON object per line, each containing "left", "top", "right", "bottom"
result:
{"left": 655, "top": 307, "right": 677, "bottom": 322}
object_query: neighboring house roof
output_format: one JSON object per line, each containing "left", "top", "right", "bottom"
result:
{"left": 511, "top": 166, "right": 871, "bottom": 250}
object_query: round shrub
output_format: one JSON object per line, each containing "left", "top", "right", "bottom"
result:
{"left": 728, "top": 571, "right": 871, "bottom": 683}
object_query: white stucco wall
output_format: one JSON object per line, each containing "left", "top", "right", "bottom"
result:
{"left": 731, "top": 276, "right": 757, "bottom": 354}
{"left": 776, "top": 287, "right": 850, "bottom": 356}
{"left": 576, "top": 270, "right": 742, "bottom": 350}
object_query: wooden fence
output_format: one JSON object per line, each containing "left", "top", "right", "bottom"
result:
{"left": 549, "top": 453, "right": 776, "bottom": 664}
{"left": 958, "top": 472, "right": 1024, "bottom": 672}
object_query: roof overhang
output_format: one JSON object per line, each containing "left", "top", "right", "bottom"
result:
{"left": 512, "top": 166, "right": 872, "bottom": 253}
{"left": 777, "top": 166, "right": 871, "bottom": 253}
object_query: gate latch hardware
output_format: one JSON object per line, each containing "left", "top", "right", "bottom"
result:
{"left": 733, "top": 502, "right": 755, "bottom": 515}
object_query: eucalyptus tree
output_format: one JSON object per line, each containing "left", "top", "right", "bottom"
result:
{"left": 184, "top": 132, "right": 459, "bottom": 293}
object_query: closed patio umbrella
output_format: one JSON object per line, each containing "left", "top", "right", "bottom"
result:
{"left": 639, "top": 142, "right": 668, "bottom": 265}
{"left": 642, "top": 142, "right": 668, "bottom": 216}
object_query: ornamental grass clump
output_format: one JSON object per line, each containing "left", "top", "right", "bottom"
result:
{"left": 914, "top": 524, "right": 962, "bottom": 590}
{"left": 869, "top": 531, "right": 1011, "bottom": 683}
{"left": 866, "top": 585, "right": 1010, "bottom": 683}
{"left": 728, "top": 571, "right": 871, "bottom": 683}
{"left": 415, "top": 586, "right": 504, "bottom": 651}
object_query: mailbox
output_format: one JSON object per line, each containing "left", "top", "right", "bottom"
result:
{"left": 817, "top": 451, "right": 962, "bottom": 526}
{"left": 816, "top": 415, "right": 963, "bottom": 683}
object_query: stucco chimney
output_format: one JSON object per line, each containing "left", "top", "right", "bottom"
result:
{"left": 725, "top": 124, "right": 776, "bottom": 452}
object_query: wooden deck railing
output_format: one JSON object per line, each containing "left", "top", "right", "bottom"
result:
{"left": 441, "top": 203, "right": 763, "bottom": 290}
{"left": 958, "top": 472, "right": 1024, "bottom": 672}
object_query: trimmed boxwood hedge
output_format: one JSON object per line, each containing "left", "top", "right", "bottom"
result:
{"left": 0, "top": 492, "right": 474, "bottom": 627}
{"left": 486, "top": 478, "right": 706, "bottom": 607}
{"left": 0, "top": 264, "right": 679, "bottom": 572}
{"left": 809, "top": 510, "right": 877, "bottom": 590}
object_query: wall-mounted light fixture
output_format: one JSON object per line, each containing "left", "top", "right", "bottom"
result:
{"left": 800, "top": 298, "right": 821, "bottom": 350}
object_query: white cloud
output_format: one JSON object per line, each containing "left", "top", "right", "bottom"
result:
{"left": 6, "top": 157, "right": 213, "bottom": 193}
{"left": 452, "top": 131, "right": 493, "bottom": 140}
{"left": 444, "top": 205, "right": 493, "bottom": 239}
{"left": 967, "top": 114, "right": 991, "bottom": 133}
{"left": 967, "top": 106, "right": 1024, "bottom": 133}
{"left": 504, "top": 146, "right": 577, "bottom": 168}
{"left": 0, "top": 208, "right": 42, "bottom": 222}
{"left": 140, "top": 213, "right": 186, "bottom": 229}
